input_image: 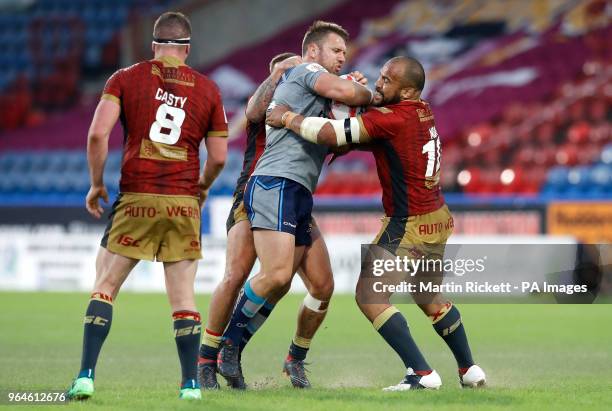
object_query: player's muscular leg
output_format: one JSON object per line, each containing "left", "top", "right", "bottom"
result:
{"left": 413, "top": 264, "right": 448, "bottom": 318}
{"left": 249, "top": 230, "right": 298, "bottom": 298}
{"left": 356, "top": 274, "right": 394, "bottom": 322}
{"left": 206, "top": 220, "right": 256, "bottom": 333}
{"left": 414, "top": 278, "right": 449, "bottom": 317}
{"left": 416, "top": 297, "right": 451, "bottom": 319}
{"left": 164, "top": 259, "right": 201, "bottom": 393}
{"left": 356, "top": 301, "right": 393, "bottom": 322}
{"left": 266, "top": 279, "right": 292, "bottom": 304}
{"left": 300, "top": 224, "right": 334, "bottom": 301}
{"left": 164, "top": 259, "right": 198, "bottom": 312}
{"left": 355, "top": 254, "right": 397, "bottom": 322}
{"left": 93, "top": 247, "right": 139, "bottom": 300}
{"left": 295, "top": 225, "right": 334, "bottom": 339}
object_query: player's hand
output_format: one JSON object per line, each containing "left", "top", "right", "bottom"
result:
{"left": 85, "top": 185, "right": 109, "bottom": 219}
{"left": 276, "top": 55, "right": 302, "bottom": 72}
{"left": 197, "top": 176, "right": 210, "bottom": 210}
{"left": 349, "top": 71, "right": 368, "bottom": 86}
{"left": 266, "top": 104, "right": 291, "bottom": 128}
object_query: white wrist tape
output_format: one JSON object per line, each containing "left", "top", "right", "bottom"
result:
{"left": 332, "top": 118, "right": 347, "bottom": 145}
{"left": 300, "top": 117, "right": 329, "bottom": 143}
{"left": 299, "top": 116, "right": 362, "bottom": 146}
{"left": 348, "top": 117, "right": 362, "bottom": 143}
{"left": 303, "top": 293, "right": 328, "bottom": 313}
{"left": 333, "top": 117, "right": 362, "bottom": 146}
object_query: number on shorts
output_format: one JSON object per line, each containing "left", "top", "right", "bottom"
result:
{"left": 149, "top": 103, "right": 186, "bottom": 145}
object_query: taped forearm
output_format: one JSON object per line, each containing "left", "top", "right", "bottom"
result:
{"left": 282, "top": 111, "right": 364, "bottom": 146}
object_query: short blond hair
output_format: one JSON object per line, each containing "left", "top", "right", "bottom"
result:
{"left": 301, "top": 20, "right": 349, "bottom": 55}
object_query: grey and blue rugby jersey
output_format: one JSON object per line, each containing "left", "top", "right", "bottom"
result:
{"left": 252, "top": 62, "right": 331, "bottom": 193}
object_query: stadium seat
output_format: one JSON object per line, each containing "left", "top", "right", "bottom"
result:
{"left": 545, "top": 166, "right": 570, "bottom": 193}
{"left": 601, "top": 144, "right": 612, "bottom": 165}
{"left": 589, "top": 164, "right": 611, "bottom": 189}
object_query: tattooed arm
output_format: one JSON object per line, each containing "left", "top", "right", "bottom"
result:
{"left": 245, "top": 56, "right": 301, "bottom": 123}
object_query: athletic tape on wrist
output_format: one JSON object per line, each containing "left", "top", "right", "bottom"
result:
{"left": 281, "top": 111, "right": 298, "bottom": 128}
{"left": 332, "top": 118, "right": 346, "bottom": 146}
{"left": 300, "top": 117, "right": 328, "bottom": 143}
{"left": 300, "top": 117, "right": 362, "bottom": 146}
{"left": 338, "top": 118, "right": 361, "bottom": 145}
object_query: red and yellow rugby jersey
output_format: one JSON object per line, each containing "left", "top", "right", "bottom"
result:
{"left": 102, "top": 56, "right": 228, "bottom": 196}
{"left": 358, "top": 100, "right": 445, "bottom": 216}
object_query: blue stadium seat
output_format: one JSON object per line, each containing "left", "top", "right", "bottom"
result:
{"left": 104, "top": 171, "right": 121, "bottom": 190}
{"left": 64, "top": 151, "right": 88, "bottom": 173}
{"left": 9, "top": 152, "right": 34, "bottom": 173}
{"left": 46, "top": 151, "right": 69, "bottom": 173}
{"left": 70, "top": 171, "right": 91, "bottom": 194}
{"left": 15, "top": 173, "right": 36, "bottom": 194}
{"left": 113, "top": 7, "right": 128, "bottom": 27}
{"left": 32, "top": 173, "right": 56, "bottom": 193}
{"left": 601, "top": 144, "right": 612, "bottom": 165}
{"left": 589, "top": 164, "right": 611, "bottom": 187}
{"left": 545, "top": 166, "right": 569, "bottom": 191}
{"left": 82, "top": 7, "right": 98, "bottom": 24}
{"left": 0, "top": 170, "right": 19, "bottom": 193}
{"left": 566, "top": 166, "right": 590, "bottom": 192}
{"left": 29, "top": 152, "right": 52, "bottom": 173}
{"left": 51, "top": 173, "right": 73, "bottom": 194}
{"left": 85, "top": 46, "right": 102, "bottom": 67}
{"left": 585, "top": 164, "right": 612, "bottom": 198}
{"left": 0, "top": 154, "right": 12, "bottom": 174}
{"left": 106, "top": 150, "right": 123, "bottom": 171}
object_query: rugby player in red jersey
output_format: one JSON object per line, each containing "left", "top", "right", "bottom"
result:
{"left": 267, "top": 56, "right": 487, "bottom": 391}
{"left": 66, "top": 12, "right": 227, "bottom": 401}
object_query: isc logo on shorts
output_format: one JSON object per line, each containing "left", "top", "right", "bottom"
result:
{"left": 117, "top": 234, "right": 140, "bottom": 247}
{"left": 183, "top": 239, "right": 200, "bottom": 253}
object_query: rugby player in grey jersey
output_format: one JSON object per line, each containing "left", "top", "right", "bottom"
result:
{"left": 200, "top": 53, "right": 345, "bottom": 391}
{"left": 219, "top": 20, "right": 373, "bottom": 388}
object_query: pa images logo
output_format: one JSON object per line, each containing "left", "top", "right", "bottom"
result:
{"left": 0, "top": 244, "right": 18, "bottom": 277}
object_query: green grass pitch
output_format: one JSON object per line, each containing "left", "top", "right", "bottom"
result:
{"left": 1, "top": 292, "right": 611, "bottom": 410}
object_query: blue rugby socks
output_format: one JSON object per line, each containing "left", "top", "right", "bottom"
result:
{"left": 223, "top": 280, "right": 267, "bottom": 346}
{"left": 173, "top": 311, "right": 202, "bottom": 388}
{"left": 78, "top": 292, "right": 113, "bottom": 379}
{"left": 240, "top": 300, "right": 275, "bottom": 353}
{"left": 373, "top": 306, "right": 432, "bottom": 374}
{"left": 431, "top": 303, "right": 474, "bottom": 370}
